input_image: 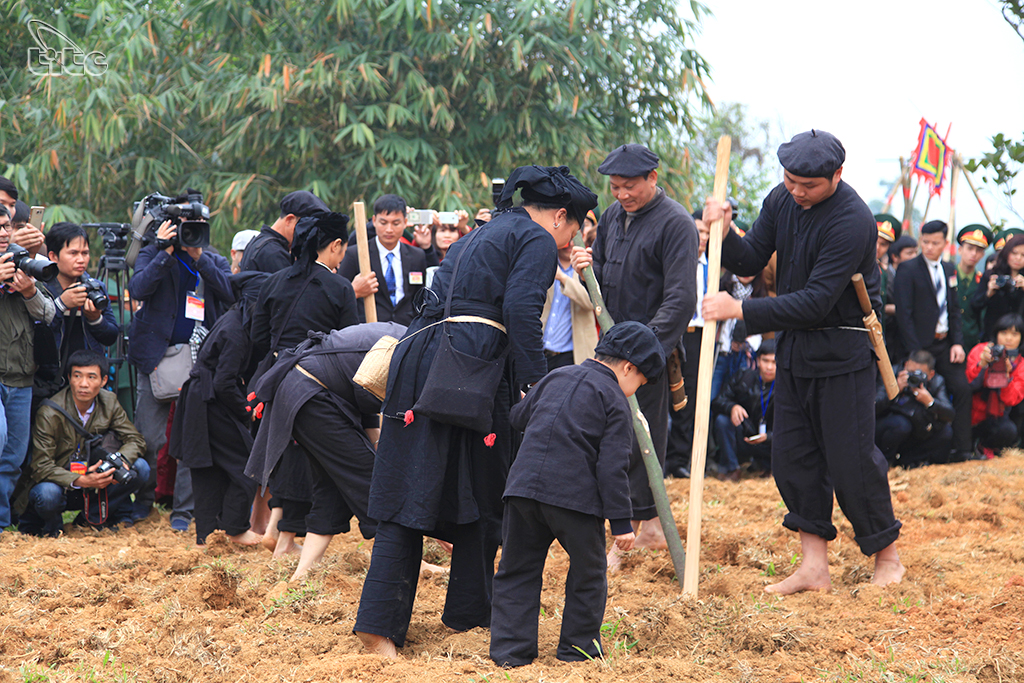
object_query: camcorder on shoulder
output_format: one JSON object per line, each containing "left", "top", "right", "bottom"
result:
{"left": 2, "top": 243, "right": 58, "bottom": 282}
{"left": 124, "top": 190, "right": 211, "bottom": 268}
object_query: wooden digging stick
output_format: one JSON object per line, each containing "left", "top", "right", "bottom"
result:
{"left": 945, "top": 154, "right": 961, "bottom": 259}
{"left": 900, "top": 156, "right": 913, "bottom": 234}
{"left": 571, "top": 232, "right": 687, "bottom": 586}
{"left": 683, "top": 135, "right": 731, "bottom": 598}
{"left": 353, "top": 201, "right": 377, "bottom": 323}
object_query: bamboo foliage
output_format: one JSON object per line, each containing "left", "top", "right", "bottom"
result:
{"left": 1, "top": 0, "right": 711, "bottom": 252}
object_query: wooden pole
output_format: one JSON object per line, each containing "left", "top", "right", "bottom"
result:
{"left": 880, "top": 162, "right": 907, "bottom": 214}
{"left": 900, "top": 157, "right": 913, "bottom": 235}
{"left": 353, "top": 201, "right": 377, "bottom": 323}
{"left": 945, "top": 154, "right": 961, "bottom": 260}
{"left": 960, "top": 163, "right": 999, "bottom": 231}
{"left": 919, "top": 191, "right": 933, "bottom": 230}
{"left": 683, "top": 135, "right": 731, "bottom": 598}
{"left": 571, "top": 233, "right": 687, "bottom": 586}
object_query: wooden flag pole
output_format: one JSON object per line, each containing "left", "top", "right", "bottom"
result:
{"left": 683, "top": 135, "right": 731, "bottom": 598}
{"left": 353, "top": 201, "right": 377, "bottom": 323}
{"left": 571, "top": 233, "right": 687, "bottom": 586}
{"left": 945, "top": 154, "right": 961, "bottom": 260}
{"left": 900, "top": 157, "right": 913, "bottom": 235}
{"left": 919, "top": 192, "right": 933, "bottom": 230}
{"left": 960, "top": 163, "right": 999, "bottom": 231}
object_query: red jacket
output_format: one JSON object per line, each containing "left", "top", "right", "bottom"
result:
{"left": 965, "top": 342, "right": 1024, "bottom": 424}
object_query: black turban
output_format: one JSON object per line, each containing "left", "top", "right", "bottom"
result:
{"left": 777, "top": 130, "right": 845, "bottom": 178}
{"left": 498, "top": 165, "right": 598, "bottom": 229}
{"left": 289, "top": 212, "right": 350, "bottom": 272}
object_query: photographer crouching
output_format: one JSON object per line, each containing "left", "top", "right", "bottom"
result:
{"left": 875, "top": 350, "right": 955, "bottom": 468}
{"left": 965, "top": 313, "right": 1024, "bottom": 459}
{"left": 15, "top": 350, "right": 147, "bottom": 535}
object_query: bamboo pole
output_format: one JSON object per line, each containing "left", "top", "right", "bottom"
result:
{"left": 353, "top": 201, "right": 377, "bottom": 323}
{"left": 571, "top": 233, "right": 687, "bottom": 586}
{"left": 899, "top": 157, "right": 912, "bottom": 234}
{"left": 960, "top": 163, "right": 998, "bottom": 231}
{"left": 683, "top": 135, "right": 731, "bottom": 598}
{"left": 919, "top": 192, "right": 933, "bottom": 230}
{"left": 945, "top": 154, "right": 961, "bottom": 260}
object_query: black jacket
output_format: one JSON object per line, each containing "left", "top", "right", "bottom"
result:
{"left": 239, "top": 226, "right": 292, "bottom": 274}
{"left": 971, "top": 269, "right": 1024, "bottom": 342}
{"left": 711, "top": 369, "right": 775, "bottom": 442}
{"left": 722, "top": 181, "right": 880, "bottom": 378}
{"left": 875, "top": 362, "right": 955, "bottom": 433}
{"left": 591, "top": 188, "right": 698, "bottom": 358}
{"left": 506, "top": 360, "right": 633, "bottom": 533}
{"left": 893, "top": 254, "right": 962, "bottom": 354}
{"left": 337, "top": 239, "right": 428, "bottom": 326}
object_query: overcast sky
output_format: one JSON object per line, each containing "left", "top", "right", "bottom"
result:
{"left": 692, "top": 0, "right": 1024, "bottom": 230}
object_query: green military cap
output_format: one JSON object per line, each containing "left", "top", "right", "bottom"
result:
{"left": 875, "top": 214, "right": 902, "bottom": 243}
{"left": 957, "top": 224, "right": 994, "bottom": 249}
{"left": 994, "top": 227, "right": 1024, "bottom": 252}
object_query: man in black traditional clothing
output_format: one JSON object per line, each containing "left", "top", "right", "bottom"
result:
{"left": 354, "top": 165, "right": 598, "bottom": 659}
{"left": 239, "top": 191, "right": 329, "bottom": 274}
{"left": 570, "top": 143, "right": 698, "bottom": 562}
{"left": 703, "top": 130, "right": 905, "bottom": 594}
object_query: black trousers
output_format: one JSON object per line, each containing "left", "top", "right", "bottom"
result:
{"left": 292, "top": 391, "right": 377, "bottom": 539}
{"left": 544, "top": 350, "right": 574, "bottom": 373}
{"left": 490, "top": 498, "right": 606, "bottom": 667}
{"left": 665, "top": 329, "right": 703, "bottom": 475}
{"left": 875, "top": 413, "right": 953, "bottom": 467}
{"left": 773, "top": 365, "right": 902, "bottom": 556}
{"left": 192, "top": 403, "right": 259, "bottom": 544}
{"left": 355, "top": 519, "right": 495, "bottom": 648}
{"left": 974, "top": 416, "right": 1018, "bottom": 450}
{"left": 924, "top": 338, "right": 971, "bottom": 455}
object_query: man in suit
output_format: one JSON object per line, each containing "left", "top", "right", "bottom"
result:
{"left": 338, "top": 195, "right": 429, "bottom": 326}
{"left": 892, "top": 220, "right": 972, "bottom": 461}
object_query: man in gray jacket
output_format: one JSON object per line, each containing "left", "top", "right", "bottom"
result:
{"left": 0, "top": 205, "right": 56, "bottom": 531}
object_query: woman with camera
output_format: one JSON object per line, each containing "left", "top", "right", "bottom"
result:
{"left": 971, "top": 234, "right": 1024, "bottom": 342}
{"left": 965, "top": 313, "right": 1024, "bottom": 458}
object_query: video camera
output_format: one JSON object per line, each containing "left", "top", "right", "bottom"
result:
{"left": 124, "top": 190, "right": 211, "bottom": 268}
{"left": 2, "top": 243, "right": 58, "bottom": 282}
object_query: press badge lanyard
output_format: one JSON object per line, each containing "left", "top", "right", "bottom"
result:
{"left": 759, "top": 379, "right": 774, "bottom": 435}
{"left": 176, "top": 256, "right": 205, "bottom": 321}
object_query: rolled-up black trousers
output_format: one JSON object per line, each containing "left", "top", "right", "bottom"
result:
{"left": 772, "top": 364, "right": 902, "bottom": 556}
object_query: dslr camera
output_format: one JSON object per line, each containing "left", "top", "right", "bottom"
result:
{"left": 905, "top": 369, "right": 928, "bottom": 391}
{"left": 3, "top": 243, "right": 58, "bottom": 282}
{"left": 78, "top": 273, "right": 108, "bottom": 310}
{"left": 993, "top": 274, "right": 1016, "bottom": 290}
{"left": 91, "top": 445, "right": 136, "bottom": 486}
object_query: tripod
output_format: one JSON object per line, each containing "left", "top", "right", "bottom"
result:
{"left": 84, "top": 223, "right": 136, "bottom": 418}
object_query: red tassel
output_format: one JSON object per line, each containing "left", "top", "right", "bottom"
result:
{"left": 254, "top": 402, "right": 264, "bottom": 419}
{"left": 245, "top": 406, "right": 252, "bottom": 413}
{"left": 247, "top": 392, "right": 256, "bottom": 401}
{"left": 404, "top": 410, "right": 415, "bottom": 426}
{"left": 484, "top": 433, "right": 496, "bottom": 448}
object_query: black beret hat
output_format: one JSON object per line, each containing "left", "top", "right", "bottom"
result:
{"left": 595, "top": 321, "right": 666, "bottom": 383}
{"left": 597, "top": 143, "right": 660, "bottom": 177}
{"left": 891, "top": 235, "right": 918, "bottom": 253}
{"left": 875, "top": 213, "right": 902, "bottom": 243}
{"left": 777, "top": 129, "right": 846, "bottom": 178}
{"left": 957, "top": 224, "right": 993, "bottom": 249}
{"left": 280, "top": 190, "right": 330, "bottom": 218}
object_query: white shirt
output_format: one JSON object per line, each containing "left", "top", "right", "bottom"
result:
{"left": 76, "top": 400, "right": 96, "bottom": 426}
{"left": 925, "top": 256, "right": 949, "bottom": 335}
{"left": 690, "top": 253, "right": 708, "bottom": 328}
{"left": 376, "top": 237, "right": 404, "bottom": 304}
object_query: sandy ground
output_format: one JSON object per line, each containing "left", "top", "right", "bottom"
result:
{"left": 2, "top": 451, "right": 1023, "bottom": 683}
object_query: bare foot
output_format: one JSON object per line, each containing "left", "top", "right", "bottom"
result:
{"left": 764, "top": 565, "right": 831, "bottom": 595}
{"left": 356, "top": 631, "right": 399, "bottom": 659}
{"left": 634, "top": 519, "right": 668, "bottom": 551}
{"left": 420, "top": 560, "right": 449, "bottom": 575}
{"left": 871, "top": 543, "right": 905, "bottom": 587}
{"left": 261, "top": 534, "right": 278, "bottom": 552}
{"left": 193, "top": 543, "right": 208, "bottom": 551}
{"left": 229, "top": 530, "right": 264, "bottom": 546}
{"left": 272, "top": 536, "right": 303, "bottom": 558}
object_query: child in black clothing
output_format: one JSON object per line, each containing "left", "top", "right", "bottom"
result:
{"left": 490, "top": 321, "right": 666, "bottom": 667}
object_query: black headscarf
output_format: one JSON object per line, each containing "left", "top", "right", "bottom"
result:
{"left": 497, "top": 165, "right": 598, "bottom": 229}
{"left": 289, "top": 211, "right": 350, "bottom": 276}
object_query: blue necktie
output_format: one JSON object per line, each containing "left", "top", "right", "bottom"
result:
{"left": 385, "top": 252, "right": 397, "bottom": 305}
